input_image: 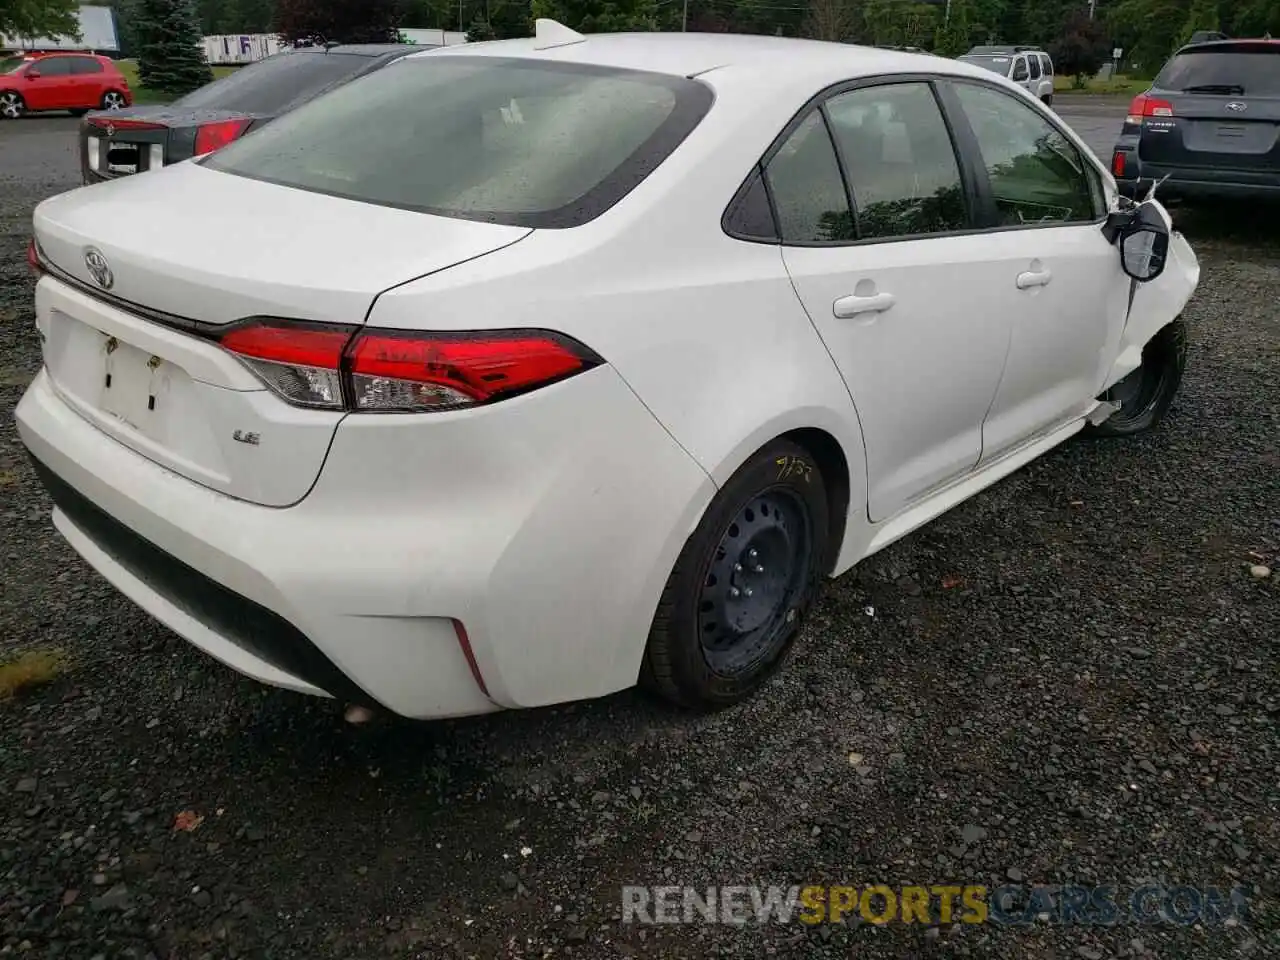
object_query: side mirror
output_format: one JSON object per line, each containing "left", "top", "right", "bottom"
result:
{"left": 25, "top": 68, "right": 40, "bottom": 79}
{"left": 1118, "top": 202, "right": 1170, "bottom": 283}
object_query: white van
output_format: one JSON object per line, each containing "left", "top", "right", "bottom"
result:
{"left": 958, "top": 46, "right": 1056, "bottom": 105}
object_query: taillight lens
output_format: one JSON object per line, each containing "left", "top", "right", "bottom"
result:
{"left": 1112, "top": 151, "right": 1126, "bottom": 177}
{"left": 220, "top": 321, "right": 354, "bottom": 409}
{"left": 27, "top": 238, "right": 45, "bottom": 278}
{"left": 1126, "top": 94, "right": 1173, "bottom": 125}
{"left": 193, "top": 118, "right": 251, "bottom": 156}
{"left": 218, "top": 319, "right": 601, "bottom": 413}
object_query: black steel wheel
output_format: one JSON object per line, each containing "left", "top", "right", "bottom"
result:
{"left": 642, "top": 439, "right": 831, "bottom": 709}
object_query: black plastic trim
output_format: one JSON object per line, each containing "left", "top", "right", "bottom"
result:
{"left": 27, "top": 453, "right": 378, "bottom": 708}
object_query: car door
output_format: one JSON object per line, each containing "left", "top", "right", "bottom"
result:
{"left": 67, "top": 56, "right": 106, "bottom": 109}
{"left": 943, "top": 80, "right": 1131, "bottom": 461}
{"left": 774, "top": 79, "right": 1016, "bottom": 523}
{"left": 21, "top": 58, "right": 71, "bottom": 110}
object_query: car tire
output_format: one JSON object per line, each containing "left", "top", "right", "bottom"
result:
{"left": 641, "top": 439, "right": 831, "bottom": 710}
{"left": 1088, "top": 319, "right": 1188, "bottom": 437}
{"left": 0, "top": 91, "right": 25, "bottom": 120}
{"left": 101, "top": 91, "right": 126, "bottom": 110}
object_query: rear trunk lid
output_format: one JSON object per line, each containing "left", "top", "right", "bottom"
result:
{"left": 1139, "top": 43, "right": 1280, "bottom": 172}
{"left": 82, "top": 106, "right": 256, "bottom": 179}
{"left": 33, "top": 162, "right": 531, "bottom": 506}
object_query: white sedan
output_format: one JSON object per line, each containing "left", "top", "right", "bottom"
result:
{"left": 16, "top": 22, "right": 1199, "bottom": 719}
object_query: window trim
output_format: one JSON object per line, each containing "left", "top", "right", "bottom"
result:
{"left": 721, "top": 72, "right": 1112, "bottom": 249}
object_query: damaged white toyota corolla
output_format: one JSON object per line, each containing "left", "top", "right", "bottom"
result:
{"left": 16, "top": 22, "right": 1199, "bottom": 719}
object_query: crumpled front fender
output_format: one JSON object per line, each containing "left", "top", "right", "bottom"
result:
{"left": 1102, "top": 201, "right": 1201, "bottom": 390}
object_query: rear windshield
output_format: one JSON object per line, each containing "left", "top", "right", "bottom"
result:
{"left": 960, "top": 56, "right": 1013, "bottom": 77}
{"left": 1154, "top": 46, "right": 1280, "bottom": 97}
{"left": 171, "top": 51, "right": 376, "bottom": 114}
{"left": 204, "top": 56, "right": 714, "bottom": 228}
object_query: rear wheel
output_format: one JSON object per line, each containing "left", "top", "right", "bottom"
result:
{"left": 0, "top": 91, "right": 25, "bottom": 120}
{"left": 1089, "top": 319, "right": 1188, "bottom": 437}
{"left": 1041, "top": 93, "right": 1054, "bottom": 108}
{"left": 641, "top": 439, "right": 831, "bottom": 709}
{"left": 101, "top": 90, "right": 126, "bottom": 110}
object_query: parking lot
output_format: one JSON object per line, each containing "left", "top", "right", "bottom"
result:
{"left": 1, "top": 107, "right": 1277, "bottom": 959}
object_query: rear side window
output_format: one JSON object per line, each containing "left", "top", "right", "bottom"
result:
{"left": 70, "top": 57, "right": 105, "bottom": 75}
{"left": 1154, "top": 45, "right": 1280, "bottom": 96}
{"left": 764, "top": 111, "right": 854, "bottom": 243}
{"left": 1040, "top": 54, "right": 1053, "bottom": 76}
{"left": 172, "top": 51, "right": 373, "bottom": 113}
{"left": 206, "top": 57, "right": 713, "bottom": 228}
{"left": 824, "top": 82, "right": 968, "bottom": 240}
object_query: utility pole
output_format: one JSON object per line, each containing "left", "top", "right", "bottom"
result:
{"left": 682, "top": 0, "right": 688, "bottom": 31}
{"left": 1089, "top": 0, "right": 1097, "bottom": 19}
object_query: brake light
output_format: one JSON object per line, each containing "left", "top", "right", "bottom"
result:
{"left": 27, "top": 238, "right": 45, "bottom": 278}
{"left": 1127, "top": 94, "right": 1174, "bottom": 125}
{"left": 1112, "top": 151, "right": 1126, "bottom": 177}
{"left": 193, "top": 118, "right": 251, "bottom": 156}
{"left": 86, "top": 116, "right": 164, "bottom": 131}
{"left": 217, "top": 319, "right": 601, "bottom": 413}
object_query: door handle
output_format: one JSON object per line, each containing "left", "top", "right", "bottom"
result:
{"left": 833, "top": 291, "right": 896, "bottom": 318}
{"left": 1016, "top": 269, "right": 1053, "bottom": 289}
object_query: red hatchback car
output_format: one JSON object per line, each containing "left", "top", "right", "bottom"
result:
{"left": 0, "top": 53, "right": 132, "bottom": 119}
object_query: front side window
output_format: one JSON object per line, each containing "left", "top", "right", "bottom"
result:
{"left": 953, "top": 82, "right": 1097, "bottom": 226}
{"left": 1028, "top": 56, "right": 1042, "bottom": 80}
{"left": 824, "top": 82, "right": 968, "bottom": 240}
{"left": 763, "top": 111, "right": 853, "bottom": 243}
{"left": 32, "top": 58, "right": 71, "bottom": 77}
{"left": 1011, "top": 58, "right": 1029, "bottom": 82}
{"left": 206, "top": 57, "right": 712, "bottom": 228}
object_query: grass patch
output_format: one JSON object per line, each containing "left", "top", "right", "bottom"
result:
{"left": 0, "top": 468, "right": 19, "bottom": 488}
{"left": 0, "top": 649, "right": 67, "bottom": 700}
{"left": 1054, "top": 74, "right": 1151, "bottom": 96}
{"left": 116, "top": 59, "right": 238, "bottom": 105}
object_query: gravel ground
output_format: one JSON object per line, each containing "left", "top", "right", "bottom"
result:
{"left": 1, "top": 113, "right": 1277, "bottom": 960}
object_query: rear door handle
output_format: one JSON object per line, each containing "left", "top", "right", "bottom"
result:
{"left": 833, "top": 292, "right": 896, "bottom": 318}
{"left": 1016, "top": 269, "right": 1053, "bottom": 289}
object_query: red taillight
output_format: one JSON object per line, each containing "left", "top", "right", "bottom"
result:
{"left": 1112, "top": 151, "right": 1126, "bottom": 177}
{"left": 86, "top": 116, "right": 163, "bottom": 131}
{"left": 217, "top": 319, "right": 600, "bottom": 413}
{"left": 27, "top": 238, "right": 44, "bottom": 278}
{"left": 1126, "top": 94, "right": 1173, "bottom": 125}
{"left": 193, "top": 118, "right": 251, "bottom": 156}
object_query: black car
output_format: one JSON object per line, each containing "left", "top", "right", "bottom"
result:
{"left": 80, "top": 43, "right": 429, "bottom": 184}
{"left": 1111, "top": 39, "right": 1280, "bottom": 202}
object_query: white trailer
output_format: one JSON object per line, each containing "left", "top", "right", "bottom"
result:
{"left": 203, "top": 34, "right": 287, "bottom": 66}
{"left": 0, "top": 4, "right": 119, "bottom": 53}
{"left": 400, "top": 29, "right": 469, "bottom": 46}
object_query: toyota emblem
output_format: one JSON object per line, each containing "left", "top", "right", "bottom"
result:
{"left": 1225, "top": 102, "right": 1247, "bottom": 112}
{"left": 84, "top": 247, "right": 114, "bottom": 290}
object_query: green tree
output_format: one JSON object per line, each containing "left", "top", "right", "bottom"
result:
{"left": 275, "top": 0, "right": 403, "bottom": 44}
{"left": 529, "top": 0, "right": 659, "bottom": 33}
{"left": 934, "top": 0, "right": 974, "bottom": 55}
{"left": 0, "top": 0, "right": 82, "bottom": 40}
{"left": 135, "top": 0, "right": 214, "bottom": 94}
{"left": 466, "top": 14, "right": 496, "bottom": 39}
{"left": 1049, "top": 8, "right": 1109, "bottom": 85}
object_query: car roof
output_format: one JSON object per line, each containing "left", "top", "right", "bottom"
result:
{"left": 1172, "top": 38, "right": 1280, "bottom": 54}
{"left": 415, "top": 31, "right": 997, "bottom": 88}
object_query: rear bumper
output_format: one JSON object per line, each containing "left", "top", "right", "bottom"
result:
{"left": 1113, "top": 151, "right": 1280, "bottom": 200}
{"left": 16, "top": 363, "right": 713, "bottom": 719}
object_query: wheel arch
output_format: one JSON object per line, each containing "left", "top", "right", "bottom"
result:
{"left": 702, "top": 408, "right": 870, "bottom": 580}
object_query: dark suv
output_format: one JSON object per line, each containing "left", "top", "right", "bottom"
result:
{"left": 1111, "top": 39, "right": 1280, "bottom": 202}
{"left": 81, "top": 43, "right": 429, "bottom": 184}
